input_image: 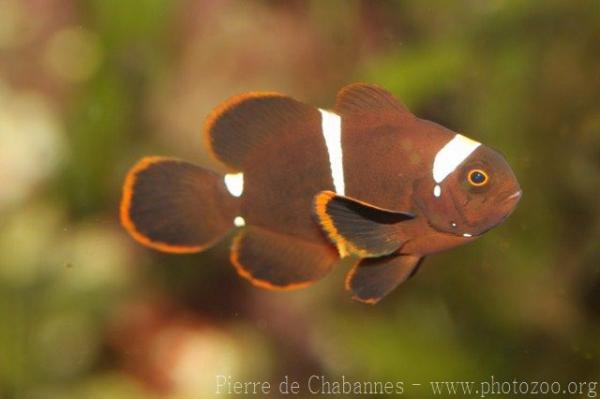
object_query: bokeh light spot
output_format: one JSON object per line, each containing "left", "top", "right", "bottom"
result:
{"left": 44, "top": 27, "right": 103, "bottom": 83}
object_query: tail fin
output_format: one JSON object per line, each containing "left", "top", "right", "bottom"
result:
{"left": 120, "top": 157, "right": 239, "bottom": 253}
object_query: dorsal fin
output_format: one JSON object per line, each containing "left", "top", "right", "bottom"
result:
{"left": 335, "top": 83, "right": 413, "bottom": 117}
{"left": 313, "top": 191, "right": 414, "bottom": 258}
{"left": 204, "top": 92, "right": 320, "bottom": 171}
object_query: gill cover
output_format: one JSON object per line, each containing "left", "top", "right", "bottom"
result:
{"left": 415, "top": 145, "right": 521, "bottom": 237}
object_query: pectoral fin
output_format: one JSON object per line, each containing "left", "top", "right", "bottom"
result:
{"left": 313, "top": 191, "right": 414, "bottom": 258}
{"left": 346, "top": 255, "right": 423, "bottom": 304}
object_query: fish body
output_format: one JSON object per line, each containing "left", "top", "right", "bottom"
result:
{"left": 121, "top": 84, "right": 521, "bottom": 303}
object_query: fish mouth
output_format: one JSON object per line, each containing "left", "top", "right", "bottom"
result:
{"left": 498, "top": 189, "right": 522, "bottom": 218}
{"left": 504, "top": 189, "right": 522, "bottom": 204}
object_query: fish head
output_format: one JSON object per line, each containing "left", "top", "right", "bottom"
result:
{"left": 417, "top": 144, "right": 522, "bottom": 238}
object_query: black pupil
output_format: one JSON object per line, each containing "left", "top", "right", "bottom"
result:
{"left": 470, "top": 171, "right": 485, "bottom": 184}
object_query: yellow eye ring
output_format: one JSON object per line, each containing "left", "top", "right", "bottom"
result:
{"left": 467, "top": 169, "right": 489, "bottom": 187}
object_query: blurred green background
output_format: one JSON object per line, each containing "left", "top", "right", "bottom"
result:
{"left": 1, "top": 0, "right": 599, "bottom": 398}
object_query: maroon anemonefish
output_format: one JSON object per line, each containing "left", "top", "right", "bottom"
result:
{"left": 120, "top": 83, "right": 522, "bottom": 304}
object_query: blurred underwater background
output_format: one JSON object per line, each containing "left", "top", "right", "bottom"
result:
{"left": 0, "top": 0, "right": 599, "bottom": 397}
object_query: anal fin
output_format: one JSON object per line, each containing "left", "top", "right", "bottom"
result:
{"left": 346, "top": 255, "right": 423, "bottom": 304}
{"left": 230, "top": 226, "right": 338, "bottom": 290}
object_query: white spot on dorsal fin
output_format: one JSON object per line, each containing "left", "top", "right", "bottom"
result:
{"left": 224, "top": 172, "right": 244, "bottom": 197}
{"left": 233, "top": 216, "right": 246, "bottom": 227}
{"left": 319, "top": 109, "right": 345, "bottom": 195}
{"left": 463, "top": 233, "right": 472, "bottom": 238}
{"left": 433, "top": 185, "right": 441, "bottom": 197}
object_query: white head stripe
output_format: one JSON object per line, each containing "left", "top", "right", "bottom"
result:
{"left": 319, "top": 109, "right": 345, "bottom": 195}
{"left": 224, "top": 172, "right": 244, "bottom": 197}
{"left": 432, "top": 134, "right": 481, "bottom": 183}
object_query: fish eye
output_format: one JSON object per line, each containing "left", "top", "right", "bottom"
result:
{"left": 467, "top": 169, "right": 488, "bottom": 187}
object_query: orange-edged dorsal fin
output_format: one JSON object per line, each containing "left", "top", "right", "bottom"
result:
{"left": 230, "top": 225, "right": 338, "bottom": 290}
{"left": 335, "top": 83, "right": 413, "bottom": 118}
{"left": 204, "top": 92, "right": 320, "bottom": 171}
{"left": 120, "top": 157, "right": 238, "bottom": 253}
{"left": 346, "top": 255, "right": 423, "bottom": 304}
{"left": 313, "top": 191, "right": 415, "bottom": 258}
